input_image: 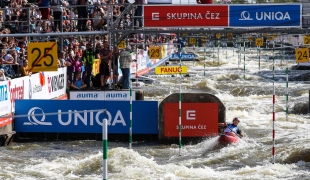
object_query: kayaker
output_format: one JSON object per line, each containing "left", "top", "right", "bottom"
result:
{"left": 219, "top": 117, "right": 244, "bottom": 137}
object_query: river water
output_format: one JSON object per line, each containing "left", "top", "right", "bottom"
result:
{"left": 1, "top": 46, "right": 310, "bottom": 180}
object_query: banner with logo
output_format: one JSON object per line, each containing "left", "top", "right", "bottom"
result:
{"left": 143, "top": 5, "right": 229, "bottom": 27}
{"left": 164, "top": 103, "right": 218, "bottom": 137}
{"left": 143, "top": 4, "right": 301, "bottom": 28}
{"left": 0, "top": 67, "right": 67, "bottom": 116}
{"left": 70, "top": 91, "right": 136, "bottom": 101}
{"left": 9, "top": 76, "right": 29, "bottom": 112}
{"left": 44, "top": 67, "right": 67, "bottom": 99}
{"left": 14, "top": 100, "right": 158, "bottom": 134}
{"left": 0, "top": 80, "right": 11, "bottom": 117}
{"left": 229, "top": 4, "right": 301, "bottom": 28}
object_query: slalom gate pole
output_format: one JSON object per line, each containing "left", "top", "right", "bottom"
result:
{"left": 204, "top": 47, "right": 206, "bottom": 76}
{"left": 213, "top": 43, "right": 215, "bottom": 65}
{"left": 233, "top": 43, "right": 235, "bottom": 57}
{"left": 285, "top": 38, "right": 289, "bottom": 122}
{"left": 178, "top": 49, "right": 182, "bottom": 156}
{"left": 266, "top": 40, "right": 269, "bottom": 62}
{"left": 258, "top": 45, "right": 261, "bottom": 70}
{"left": 226, "top": 42, "right": 228, "bottom": 59}
{"left": 238, "top": 43, "right": 241, "bottom": 69}
{"left": 102, "top": 118, "right": 108, "bottom": 180}
{"left": 281, "top": 35, "right": 283, "bottom": 68}
{"left": 272, "top": 42, "right": 276, "bottom": 164}
{"left": 243, "top": 40, "right": 246, "bottom": 80}
{"left": 217, "top": 43, "right": 220, "bottom": 66}
{"left": 193, "top": 45, "right": 196, "bottom": 66}
{"left": 129, "top": 80, "right": 133, "bottom": 149}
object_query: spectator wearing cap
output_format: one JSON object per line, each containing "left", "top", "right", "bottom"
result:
{"left": 119, "top": 45, "right": 133, "bottom": 89}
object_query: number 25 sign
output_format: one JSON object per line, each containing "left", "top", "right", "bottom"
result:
{"left": 27, "top": 42, "right": 58, "bottom": 72}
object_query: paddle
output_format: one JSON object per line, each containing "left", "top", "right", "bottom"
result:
{"left": 225, "top": 124, "right": 243, "bottom": 138}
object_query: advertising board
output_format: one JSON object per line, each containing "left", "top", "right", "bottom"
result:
{"left": 69, "top": 91, "right": 136, "bottom": 101}
{"left": 15, "top": 100, "right": 158, "bottom": 134}
{"left": 0, "top": 67, "right": 67, "bottom": 116}
{"left": 164, "top": 103, "right": 218, "bottom": 137}
{"left": 143, "top": 5, "right": 229, "bottom": 27}
{"left": 229, "top": 4, "right": 301, "bottom": 27}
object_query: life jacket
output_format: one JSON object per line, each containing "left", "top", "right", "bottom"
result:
{"left": 224, "top": 124, "right": 240, "bottom": 134}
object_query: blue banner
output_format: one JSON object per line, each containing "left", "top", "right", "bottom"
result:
{"left": 229, "top": 4, "right": 301, "bottom": 27}
{"left": 171, "top": 54, "right": 196, "bottom": 59}
{"left": 14, "top": 100, "right": 158, "bottom": 134}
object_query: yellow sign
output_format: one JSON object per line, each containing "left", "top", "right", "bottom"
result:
{"left": 216, "top": 33, "right": 221, "bottom": 39}
{"left": 256, "top": 38, "right": 263, "bottom": 47}
{"left": 189, "top": 38, "right": 196, "bottom": 45}
{"left": 273, "top": 34, "right": 278, "bottom": 38}
{"left": 182, "top": 33, "right": 187, "bottom": 36}
{"left": 27, "top": 42, "right": 58, "bottom": 72}
{"left": 149, "top": 46, "right": 161, "bottom": 59}
{"left": 118, "top": 40, "right": 126, "bottom": 49}
{"left": 267, "top": 37, "right": 273, "bottom": 41}
{"left": 92, "top": 59, "right": 101, "bottom": 75}
{"left": 295, "top": 48, "right": 310, "bottom": 63}
{"left": 248, "top": 37, "right": 253, "bottom": 41}
{"left": 303, "top": 36, "right": 310, "bottom": 45}
{"left": 263, "top": 33, "right": 268, "bottom": 37}
{"left": 155, "top": 66, "right": 188, "bottom": 75}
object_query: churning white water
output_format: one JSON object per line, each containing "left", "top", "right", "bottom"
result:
{"left": 1, "top": 45, "right": 310, "bottom": 180}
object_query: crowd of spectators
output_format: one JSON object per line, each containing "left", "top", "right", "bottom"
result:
{"left": 0, "top": 0, "right": 143, "bottom": 34}
{"left": 0, "top": 0, "right": 143, "bottom": 80}
{"left": 0, "top": 0, "right": 178, "bottom": 91}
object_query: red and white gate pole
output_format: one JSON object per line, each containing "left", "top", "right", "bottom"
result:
{"left": 272, "top": 43, "right": 276, "bottom": 164}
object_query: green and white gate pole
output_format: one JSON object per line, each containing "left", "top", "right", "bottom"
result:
{"left": 285, "top": 39, "right": 289, "bottom": 121}
{"left": 281, "top": 37, "right": 283, "bottom": 68}
{"left": 103, "top": 118, "right": 108, "bottom": 180}
{"left": 129, "top": 80, "right": 133, "bottom": 149}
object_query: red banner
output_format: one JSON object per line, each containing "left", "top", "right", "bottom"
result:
{"left": 143, "top": 5, "right": 228, "bottom": 27}
{"left": 0, "top": 114, "right": 13, "bottom": 127}
{"left": 164, "top": 103, "right": 218, "bottom": 137}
